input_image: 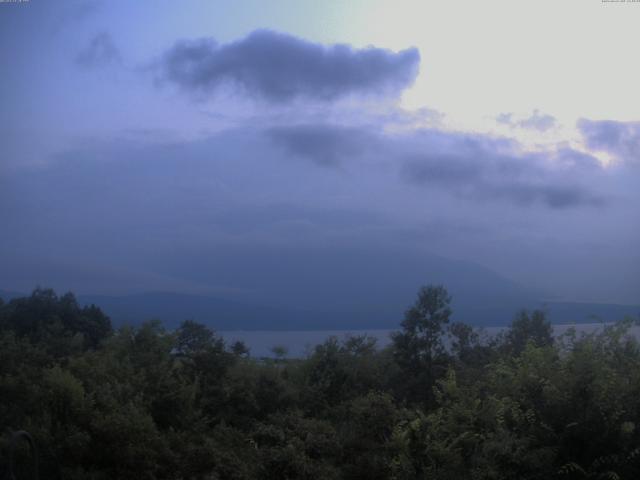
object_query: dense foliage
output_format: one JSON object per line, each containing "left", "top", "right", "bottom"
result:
{"left": 1, "top": 287, "right": 639, "bottom": 479}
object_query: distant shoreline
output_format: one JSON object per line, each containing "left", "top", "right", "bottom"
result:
{"left": 221, "top": 322, "right": 640, "bottom": 358}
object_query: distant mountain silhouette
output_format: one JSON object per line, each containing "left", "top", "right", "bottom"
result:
{"left": 70, "top": 292, "right": 637, "bottom": 331}
{"left": 146, "top": 243, "right": 540, "bottom": 327}
{"left": 2, "top": 245, "right": 637, "bottom": 330}
{"left": 77, "top": 292, "right": 322, "bottom": 330}
{"left": 0, "top": 290, "right": 24, "bottom": 302}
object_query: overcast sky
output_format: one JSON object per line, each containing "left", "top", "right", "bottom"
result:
{"left": 1, "top": 0, "right": 638, "bottom": 305}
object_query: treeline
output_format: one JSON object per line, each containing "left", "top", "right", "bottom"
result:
{"left": 1, "top": 286, "right": 639, "bottom": 479}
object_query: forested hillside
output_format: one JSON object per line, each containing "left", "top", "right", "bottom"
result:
{"left": 1, "top": 287, "right": 640, "bottom": 479}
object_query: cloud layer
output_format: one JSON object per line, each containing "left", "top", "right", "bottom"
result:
{"left": 264, "top": 123, "right": 606, "bottom": 209}
{"left": 578, "top": 118, "right": 640, "bottom": 164}
{"left": 267, "top": 124, "right": 374, "bottom": 167}
{"left": 401, "top": 135, "right": 605, "bottom": 209}
{"left": 2, "top": 118, "right": 637, "bottom": 305}
{"left": 159, "top": 29, "right": 420, "bottom": 103}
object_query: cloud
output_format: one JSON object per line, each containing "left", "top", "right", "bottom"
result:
{"left": 262, "top": 121, "right": 606, "bottom": 209}
{"left": 496, "top": 109, "right": 556, "bottom": 132}
{"left": 487, "top": 183, "right": 604, "bottom": 209}
{"left": 3, "top": 121, "right": 635, "bottom": 305}
{"left": 400, "top": 132, "right": 606, "bottom": 209}
{"left": 75, "top": 32, "right": 121, "bottom": 68}
{"left": 578, "top": 118, "right": 640, "bottom": 164}
{"left": 267, "top": 124, "right": 374, "bottom": 167}
{"left": 158, "top": 29, "right": 420, "bottom": 103}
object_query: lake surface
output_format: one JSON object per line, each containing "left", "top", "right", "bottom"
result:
{"left": 221, "top": 323, "right": 640, "bottom": 358}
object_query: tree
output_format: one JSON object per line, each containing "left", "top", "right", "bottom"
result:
{"left": 174, "top": 319, "right": 219, "bottom": 357}
{"left": 271, "top": 345, "right": 289, "bottom": 361}
{"left": 231, "top": 340, "right": 250, "bottom": 357}
{"left": 0, "top": 288, "right": 111, "bottom": 352}
{"left": 392, "top": 285, "right": 452, "bottom": 406}
{"left": 504, "top": 309, "right": 553, "bottom": 355}
{"left": 448, "top": 322, "right": 478, "bottom": 360}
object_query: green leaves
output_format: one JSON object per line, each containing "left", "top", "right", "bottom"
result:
{"left": 2, "top": 287, "right": 640, "bottom": 479}
{"left": 392, "top": 285, "right": 453, "bottom": 406}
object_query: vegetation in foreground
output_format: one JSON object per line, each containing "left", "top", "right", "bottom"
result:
{"left": 1, "top": 286, "right": 639, "bottom": 479}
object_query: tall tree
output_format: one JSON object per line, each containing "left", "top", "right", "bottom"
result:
{"left": 504, "top": 309, "right": 553, "bottom": 355}
{"left": 392, "top": 285, "right": 452, "bottom": 406}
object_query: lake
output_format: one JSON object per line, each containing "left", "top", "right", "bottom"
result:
{"left": 221, "top": 322, "right": 640, "bottom": 358}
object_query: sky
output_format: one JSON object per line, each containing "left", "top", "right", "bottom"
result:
{"left": 1, "top": 0, "right": 639, "bottom": 307}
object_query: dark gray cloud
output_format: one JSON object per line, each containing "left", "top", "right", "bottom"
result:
{"left": 267, "top": 124, "right": 374, "bottom": 167}
{"left": 578, "top": 118, "right": 640, "bottom": 163}
{"left": 497, "top": 110, "right": 556, "bottom": 132}
{"left": 400, "top": 133, "right": 605, "bottom": 209}
{"left": 159, "top": 29, "right": 420, "bottom": 103}
{"left": 263, "top": 122, "right": 606, "bottom": 209}
{"left": 403, "top": 154, "right": 484, "bottom": 185}
{"left": 75, "top": 31, "right": 121, "bottom": 68}
{"left": 488, "top": 183, "right": 604, "bottom": 209}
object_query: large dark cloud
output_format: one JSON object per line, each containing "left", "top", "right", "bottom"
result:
{"left": 264, "top": 122, "right": 606, "bottom": 209}
{"left": 267, "top": 124, "right": 374, "bottom": 166}
{"left": 403, "top": 159, "right": 604, "bottom": 209}
{"left": 396, "top": 131, "right": 606, "bottom": 209}
{"left": 159, "top": 29, "right": 420, "bottom": 103}
{"left": 578, "top": 118, "right": 640, "bottom": 164}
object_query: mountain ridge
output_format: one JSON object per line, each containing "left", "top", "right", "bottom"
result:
{"left": 2, "top": 289, "right": 637, "bottom": 331}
